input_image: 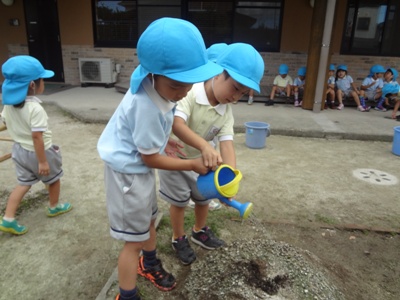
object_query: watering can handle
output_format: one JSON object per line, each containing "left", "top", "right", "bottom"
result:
{"left": 266, "top": 127, "right": 271, "bottom": 137}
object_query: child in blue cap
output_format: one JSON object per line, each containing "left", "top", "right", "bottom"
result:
{"left": 335, "top": 64, "right": 366, "bottom": 111}
{"left": 325, "top": 64, "right": 337, "bottom": 109}
{"left": 359, "top": 64, "right": 385, "bottom": 111}
{"left": 293, "top": 66, "right": 306, "bottom": 107}
{"left": 97, "top": 18, "right": 222, "bottom": 300}
{"left": 383, "top": 67, "right": 399, "bottom": 109}
{"left": 267, "top": 64, "right": 293, "bottom": 106}
{"left": 158, "top": 43, "right": 264, "bottom": 266}
{"left": 0, "top": 55, "right": 72, "bottom": 236}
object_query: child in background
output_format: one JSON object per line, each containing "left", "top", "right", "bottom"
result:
{"left": 293, "top": 66, "right": 306, "bottom": 107}
{"left": 97, "top": 18, "right": 222, "bottom": 300}
{"left": 382, "top": 83, "right": 400, "bottom": 120}
{"left": 158, "top": 43, "right": 264, "bottom": 266}
{"left": 325, "top": 64, "right": 336, "bottom": 109}
{"left": 383, "top": 67, "right": 399, "bottom": 109}
{"left": 266, "top": 64, "right": 293, "bottom": 106}
{"left": 359, "top": 64, "right": 385, "bottom": 111}
{"left": 335, "top": 64, "right": 367, "bottom": 111}
{"left": 0, "top": 56, "right": 72, "bottom": 236}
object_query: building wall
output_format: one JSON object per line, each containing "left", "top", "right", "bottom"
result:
{"left": 1, "top": 0, "right": 400, "bottom": 89}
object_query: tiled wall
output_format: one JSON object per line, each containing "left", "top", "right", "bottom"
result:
{"left": 7, "top": 44, "right": 400, "bottom": 89}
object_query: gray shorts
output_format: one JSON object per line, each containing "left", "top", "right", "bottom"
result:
{"left": 104, "top": 164, "right": 158, "bottom": 242}
{"left": 365, "top": 90, "right": 379, "bottom": 100}
{"left": 12, "top": 143, "right": 63, "bottom": 186}
{"left": 158, "top": 169, "right": 211, "bottom": 207}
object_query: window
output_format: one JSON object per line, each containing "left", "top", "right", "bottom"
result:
{"left": 93, "top": 0, "right": 283, "bottom": 51}
{"left": 341, "top": 0, "right": 400, "bottom": 56}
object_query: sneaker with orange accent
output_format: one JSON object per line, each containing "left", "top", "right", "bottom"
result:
{"left": 137, "top": 256, "right": 176, "bottom": 291}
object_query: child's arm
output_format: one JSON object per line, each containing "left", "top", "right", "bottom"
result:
{"left": 219, "top": 140, "right": 236, "bottom": 168}
{"left": 32, "top": 131, "right": 50, "bottom": 176}
{"left": 172, "top": 116, "right": 222, "bottom": 168}
{"left": 351, "top": 82, "right": 360, "bottom": 94}
{"left": 141, "top": 152, "right": 208, "bottom": 174}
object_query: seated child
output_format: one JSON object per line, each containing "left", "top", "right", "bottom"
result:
{"left": 266, "top": 64, "right": 293, "bottom": 106}
{"left": 335, "top": 64, "right": 367, "bottom": 112}
{"left": 293, "top": 66, "right": 306, "bottom": 107}
{"left": 325, "top": 64, "right": 336, "bottom": 109}
{"left": 382, "top": 83, "right": 400, "bottom": 120}
{"left": 383, "top": 67, "right": 399, "bottom": 108}
{"left": 359, "top": 64, "right": 385, "bottom": 111}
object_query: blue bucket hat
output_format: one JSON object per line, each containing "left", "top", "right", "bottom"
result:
{"left": 2, "top": 55, "right": 54, "bottom": 105}
{"left": 329, "top": 64, "right": 335, "bottom": 71}
{"left": 369, "top": 64, "right": 386, "bottom": 76}
{"left": 278, "top": 64, "right": 289, "bottom": 75}
{"left": 387, "top": 67, "right": 398, "bottom": 81}
{"left": 382, "top": 83, "right": 400, "bottom": 97}
{"left": 298, "top": 66, "right": 306, "bottom": 76}
{"left": 206, "top": 43, "right": 228, "bottom": 63}
{"left": 130, "top": 18, "right": 223, "bottom": 94}
{"left": 337, "top": 65, "right": 347, "bottom": 71}
{"left": 216, "top": 43, "right": 264, "bottom": 93}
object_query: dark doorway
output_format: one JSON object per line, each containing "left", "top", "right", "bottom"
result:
{"left": 23, "top": 0, "right": 64, "bottom": 82}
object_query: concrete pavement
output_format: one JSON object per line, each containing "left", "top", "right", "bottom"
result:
{"left": 39, "top": 85, "right": 400, "bottom": 142}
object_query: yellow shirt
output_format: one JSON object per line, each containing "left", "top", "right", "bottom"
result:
{"left": 174, "top": 82, "right": 234, "bottom": 159}
{"left": 1, "top": 96, "right": 52, "bottom": 151}
{"left": 273, "top": 75, "right": 293, "bottom": 87}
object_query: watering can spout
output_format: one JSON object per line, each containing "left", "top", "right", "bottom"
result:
{"left": 218, "top": 197, "right": 254, "bottom": 220}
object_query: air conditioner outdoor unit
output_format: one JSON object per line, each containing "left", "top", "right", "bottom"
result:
{"left": 78, "top": 58, "right": 117, "bottom": 87}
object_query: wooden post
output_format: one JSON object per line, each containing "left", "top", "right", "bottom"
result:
{"left": 302, "top": 0, "right": 329, "bottom": 110}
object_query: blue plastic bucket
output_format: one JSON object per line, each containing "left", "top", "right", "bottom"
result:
{"left": 244, "top": 121, "right": 271, "bottom": 149}
{"left": 392, "top": 126, "right": 400, "bottom": 156}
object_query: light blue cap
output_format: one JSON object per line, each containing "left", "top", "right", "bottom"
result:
{"left": 337, "top": 64, "right": 347, "bottom": 71}
{"left": 369, "top": 64, "right": 386, "bottom": 76}
{"left": 130, "top": 18, "right": 223, "bottom": 94}
{"left": 206, "top": 43, "right": 228, "bottom": 63}
{"left": 382, "top": 83, "right": 400, "bottom": 97}
{"left": 278, "top": 64, "right": 289, "bottom": 75}
{"left": 1, "top": 55, "right": 54, "bottom": 105}
{"left": 387, "top": 68, "right": 399, "bottom": 81}
{"left": 216, "top": 43, "right": 264, "bottom": 93}
{"left": 329, "top": 64, "right": 335, "bottom": 71}
{"left": 298, "top": 66, "right": 306, "bottom": 76}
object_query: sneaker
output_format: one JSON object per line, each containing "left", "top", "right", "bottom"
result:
{"left": 363, "top": 106, "right": 371, "bottom": 112}
{"left": 191, "top": 226, "right": 225, "bottom": 250}
{"left": 247, "top": 97, "right": 254, "bottom": 105}
{"left": 330, "top": 102, "right": 336, "bottom": 109}
{"left": 0, "top": 218, "right": 28, "bottom": 235}
{"left": 294, "top": 101, "right": 299, "bottom": 107}
{"left": 357, "top": 105, "right": 366, "bottom": 112}
{"left": 265, "top": 100, "right": 274, "bottom": 106}
{"left": 374, "top": 106, "right": 387, "bottom": 112}
{"left": 137, "top": 256, "right": 176, "bottom": 291}
{"left": 337, "top": 103, "right": 344, "bottom": 110}
{"left": 172, "top": 235, "right": 196, "bottom": 265}
{"left": 46, "top": 203, "right": 72, "bottom": 217}
{"left": 187, "top": 199, "right": 221, "bottom": 210}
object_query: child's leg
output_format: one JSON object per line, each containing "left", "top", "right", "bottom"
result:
{"left": 294, "top": 87, "right": 299, "bottom": 100}
{"left": 194, "top": 203, "right": 209, "bottom": 231}
{"left": 46, "top": 179, "right": 72, "bottom": 217}
{"left": 392, "top": 99, "right": 400, "bottom": 119}
{"left": 351, "top": 91, "right": 361, "bottom": 106}
{"left": 48, "top": 179, "right": 60, "bottom": 208}
{"left": 4, "top": 185, "right": 31, "bottom": 218}
{"left": 119, "top": 241, "right": 142, "bottom": 291}
{"left": 270, "top": 86, "right": 277, "bottom": 100}
{"left": 336, "top": 90, "right": 343, "bottom": 104}
{"left": 169, "top": 205, "right": 186, "bottom": 239}
{"left": 286, "top": 85, "right": 292, "bottom": 97}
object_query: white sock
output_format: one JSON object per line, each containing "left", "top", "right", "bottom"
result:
{"left": 3, "top": 217, "right": 15, "bottom": 222}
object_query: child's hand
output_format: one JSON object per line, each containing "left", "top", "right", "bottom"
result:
{"left": 200, "top": 144, "right": 223, "bottom": 169}
{"left": 38, "top": 162, "right": 50, "bottom": 176}
{"left": 192, "top": 157, "right": 210, "bottom": 175}
{"left": 165, "top": 138, "right": 186, "bottom": 158}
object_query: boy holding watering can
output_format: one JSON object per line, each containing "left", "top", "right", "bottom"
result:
{"left": 158, "top": 43, "right": 264, "bottom": 265}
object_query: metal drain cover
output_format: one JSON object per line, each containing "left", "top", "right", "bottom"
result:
{"left": 352, "top": 168, "right": 398, "bottom": 186}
